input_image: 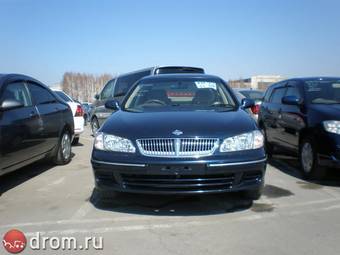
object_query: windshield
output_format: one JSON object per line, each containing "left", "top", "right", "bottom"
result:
{"left": 55, "top": 91, "right": 73, "bottom": 102}
{"left": 124, "top": 78, "right": 236, "bottom": 112}
{"left": 304, "top": 80, "right": 340, "bottom": 104}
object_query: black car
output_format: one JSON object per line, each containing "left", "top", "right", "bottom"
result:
{"left": 0, "top": 74, "right": 74, "bottom": 176}
{"left": 259, "top": 77, "right": 340, "bottom": 179}
{"left": 90, "top": 66, "right": 205, "bottom": 135}
{"left": 91, "top": 74, "right": 266, "bottom": 199}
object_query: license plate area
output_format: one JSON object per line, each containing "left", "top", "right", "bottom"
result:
{"left": 147, "top": 164, "right": 205, "bottom": 175}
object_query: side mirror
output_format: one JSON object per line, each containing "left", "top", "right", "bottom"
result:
{"left": 94, "top": 94, "right": 100, "bottom": 100}
{"left": 241, "top": 98, "right": 255, "bottom": 109}
{"left": 0, "top": 99, "right": 24, "bottom": 111}
{"left": 282, "top": 96, "right": 302, "bottom": 106}
{"left": 105, "top": 99, "right": 120, "bottom": 111}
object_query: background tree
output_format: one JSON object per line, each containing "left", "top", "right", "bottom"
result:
{"left": 61, "top": 72, "right": 113, "bottom": 102}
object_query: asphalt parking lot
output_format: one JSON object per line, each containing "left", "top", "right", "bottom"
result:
{"left": 1, "top": 127, "right": 340, "bottom": 255}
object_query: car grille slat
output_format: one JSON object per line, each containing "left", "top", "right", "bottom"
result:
{"left": 121, "top": 173, "right": 235, "bottom": 191}
{"left": 123, "top": 177, "right": 234, "bottom": 183}
{"left": 137, "top": 138, "right": 219, "bottom": 157}
{"left": 124, "top": 182, "right": 232, "bottom": 188}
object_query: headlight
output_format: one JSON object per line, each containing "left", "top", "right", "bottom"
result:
{"left": 220, "top": 130, "right": 264, "bottom": 152}
{"left": 323, "top": 120, "right": 340, "bottom": 135}
{"left": 94, "top": 132, "right": 136, "bottom": 153}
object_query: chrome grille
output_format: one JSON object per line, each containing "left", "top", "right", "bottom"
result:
{"left": 136, "top": 138, "right": 219, "bottom": 157}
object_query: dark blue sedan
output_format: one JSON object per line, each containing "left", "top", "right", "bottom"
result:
{"left": 91, "top": 74, "right": 266, "bottom": 199}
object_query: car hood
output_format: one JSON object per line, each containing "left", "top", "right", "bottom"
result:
{"left": 309, "top": 104, "right": 340, "bottom": 121}
{"left": 100, "top": 109, "right": 257, "bottom": 139}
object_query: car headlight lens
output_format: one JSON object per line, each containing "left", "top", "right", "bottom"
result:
{"left": 94, "top": 132, "right": 136, "bottom": 153}
{"left": 220, "top": 130, "right": 264, "bottom": 152}
{"left": 323, "top": 120, "right": 340, "bottom": 135}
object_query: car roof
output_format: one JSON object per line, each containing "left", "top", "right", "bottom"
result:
{"left": 116, "top": 66, "right": 205, "bottom": 77}
{"left": 139, "top": 73, "right": 223, "bottom": 82}
{"left": 268, "top": 76, "right": 340, "bottom": 90}
{"left": 0, "top": 73, "right": 44, "bottom": 87}
{"left": 293, "top": 77, "right": 340, "bottom": 81}
{"left": 234, "top": 88, "right": 264, "bottom": 92}
{"left": 155, "top": 66, "right": 205, "bottom": 74}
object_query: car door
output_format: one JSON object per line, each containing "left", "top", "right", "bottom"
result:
{"left": 265, "top": 84, "right": 287, "bottom": 146}
{"left": 261, "top": 83, "right": 286, "bottom": 144}
{"left": 0, "top": 81, "right": 42, "bottom": 173}
{"left": 27, "top": 82, "right": 62, "bottom": 152}
{"left": 279, "top": 81, "right": 306, "bottom": 152}
{"left": 113, "top": 70, "right": 151, "bottom": 103}
{"left": 94, "top": 79, "right": 116, "bottom": 126}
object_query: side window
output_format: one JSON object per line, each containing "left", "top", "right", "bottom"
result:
{"left": 1, "top": 82, "right": 32, "bottom": 107}
{"left": 286, "top": 82, "right": 301, "bottom": 98}
{"left": 270, "top": 87, "right": 287, "bottom": 104}
{"left": 114, "top": 70, "right": 151, "bottom": 96}
{"left": 100, "top": 80, "right": 115, "bottom": 100}
{"left": 263, "top": 87, "right": 273, "bottom": 102}
{"left": 28, "top": 83, "right": 56, "bottom": 105}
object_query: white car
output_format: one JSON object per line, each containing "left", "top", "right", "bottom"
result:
{"left": 53, "top": 90, "right": 84, "bottom": 144}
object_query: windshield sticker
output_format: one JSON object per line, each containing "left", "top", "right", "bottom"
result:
{"left": 195, "top": 82, "right": 217, "bottom": 90}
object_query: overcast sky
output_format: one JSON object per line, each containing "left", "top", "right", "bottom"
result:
{"left": 1, "top": 0, "right": 340, "bottom": 85}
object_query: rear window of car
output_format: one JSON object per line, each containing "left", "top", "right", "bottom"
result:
{"left": 55, "top": 91, "right": 73, "bottom": 102}
{"left": 114, "top": 71, "right": 151, "bottom": 96}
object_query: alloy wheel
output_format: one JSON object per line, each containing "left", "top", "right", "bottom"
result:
{"left": 91, "top": 119, "right": 99, "bottom": 135}
{"left": 61, "top": 133, "right": 71, "bottom": 160}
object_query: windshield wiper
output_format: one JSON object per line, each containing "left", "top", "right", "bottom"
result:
{"left": 114, "top": 92, "right": 126, "bottom": 97}
{"left": 124, "top": 108, "right": 143, "bottom": 113}
{"left": 208, "top": 103, "right": 236, "bottom": 111}
{"left": 209, "top": 103, "right": 234, "bottom": 108}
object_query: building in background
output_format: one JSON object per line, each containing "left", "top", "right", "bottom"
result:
{"left": 229, "top": 75, "right": 284, "bottom": 90}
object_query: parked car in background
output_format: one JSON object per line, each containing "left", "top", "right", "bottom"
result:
{"left": 91, "top": 74, "right": 266, "bottom": 200}
{"left": 236, "top": 89, "right": 264, "bottom": 103}
{"left": 53, "top": 90, "right": 84, "bottom": 144}
{"left": 233, "top": 89, "right": 256, "bottom": 120}
{"left": 90, "top": 66, "right": 205, "bottom": 135}
{"left": 259, "top": 77, "right": 340, "bottom": 179}
{"left": 235, "top": 89, "right": 264, "bottom": 121}
{"left": 81, "top": 102, "right": 93, "bottom": 125}
{"left": 0, "top": 74, "right": 74, "bottom": 176}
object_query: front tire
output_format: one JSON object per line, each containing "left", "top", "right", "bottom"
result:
{"left": 53, "top": 130, "right": 72, "bottom": 165}
{"left": 263, "top": 128, "right": 273, "bottom": 158}
{"left": 299, "top": 137, "right": 326, "bottom": 180}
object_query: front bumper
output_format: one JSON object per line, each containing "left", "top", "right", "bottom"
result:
{"left": 316, "top": 132, "right": 340, "bottom": 169}
{"left": 91, "top": 157, "right": 267, "bottom": 195}
{"left": 74, "top": 116, "right": 85, "bottom": 135}
{"left": 318, "top": 149, "right": 340, "bottom": 169}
